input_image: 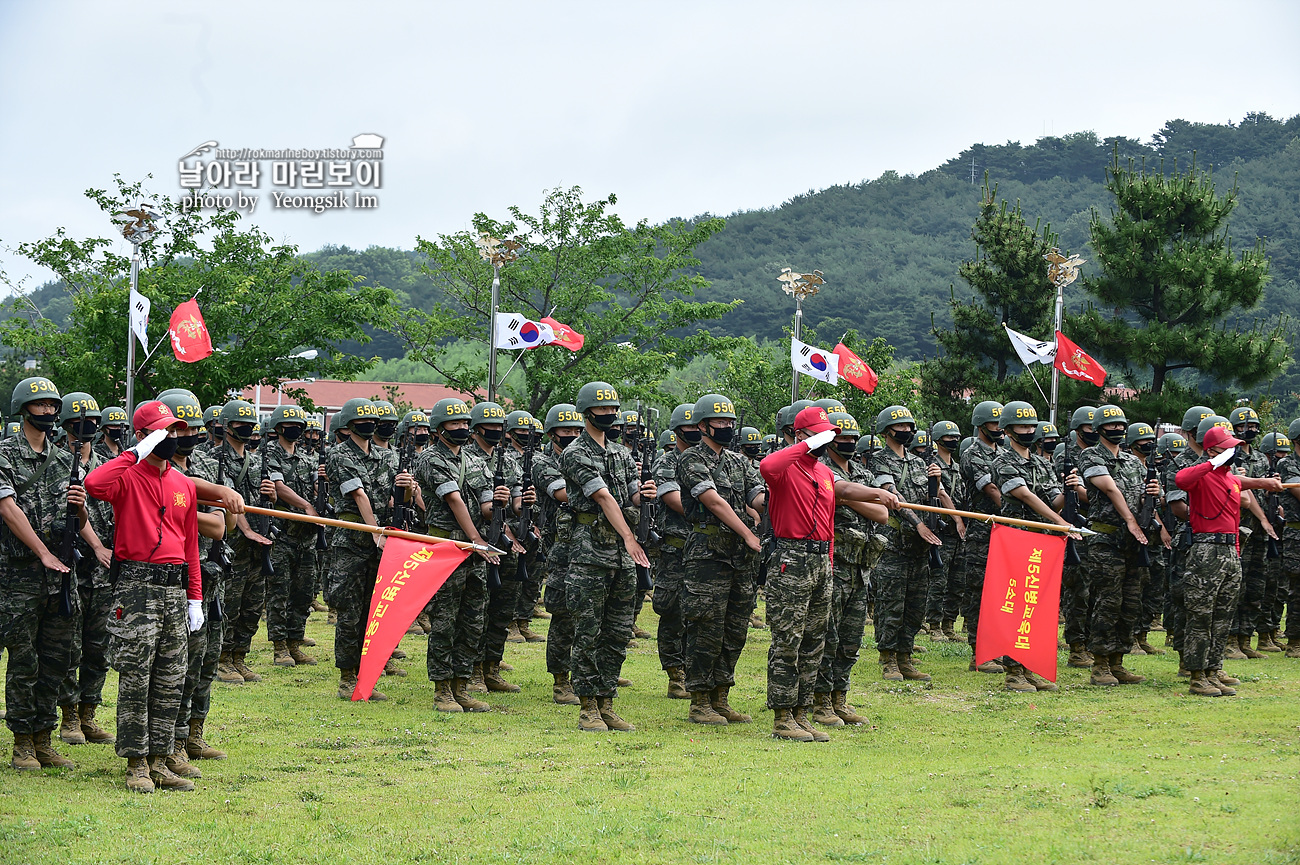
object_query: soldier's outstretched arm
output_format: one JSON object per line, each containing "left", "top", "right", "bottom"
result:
{"left": 590, "top": 487, "right": 650, "bottom": 567}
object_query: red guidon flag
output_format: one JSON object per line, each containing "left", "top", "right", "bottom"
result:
{"left": 539, "top": 316, "right": 584, "bottom": 352}
{"left": 1054, "top": 330, "right": 1106, "bottom": 387}
{"left": 168, "top": 298, "right": 214, "bottom": 362}
{"left": 832, "top": 342, "right": 878, "bottom": 394}
{"left": 354, "top": 536, "right": 471, "bottom": 701}
{"left": 975, "top": 525, "right": 1066, "bottom": 681}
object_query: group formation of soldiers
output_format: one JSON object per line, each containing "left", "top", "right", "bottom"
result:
{"left": 5, "top": 374, "right": 1299, "bottom": 785}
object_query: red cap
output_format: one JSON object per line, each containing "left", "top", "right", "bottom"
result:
{"left": 794, "top": 406, "right": 835, "bottom": 434}
{"left": 1202, "top": 425, "right": 1243, "bottom": 450}
{"left": 133, "top": 400, "right": 186, "bottom": 432}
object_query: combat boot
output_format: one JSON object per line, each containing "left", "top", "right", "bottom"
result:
{"left": 1003, "top": 666, "right": 1036, "bottom": 693}
{"left": 433, "top": 680, "right": 463, "bottom": 713}
{"left": 897, "top": 653, "right": 930, "bottom": 682}
{"left": 688, "top": 691, "right": 728, "bottom": 725}
{"left": 299, "top": 635, "right": 317, "bottom": 647}
{"left": 941, "top": 620, "right": 958, "bottom": 642}
{"left": 337, "top": 668, "right": 358, "bottom": 700}
{"left": 1023, "top": 670, "right": 1058, "bottom": 692}
{"left": 186, "top": 720, "right": 225, "bottom": 760}
{"left": 1090, "top": 658, "right": 1118, "bottom": 686}
{"left": 533, "top": 604, "right": 551, "bottom": 620}
{"left": 166, "top": 742, "right": 202, "bottom": 779}
{"left": 10, "top": 733, "right": 39, "bottom": 770}
{"left": 1224, "top": 637, "right": 1248, "bottom": 660}
{"left": 59, "top": 704, "right": 85, "bottom": 745}
{"left": 1136, "top": 632, "right": 1164, "bottom": 655}
{"left": 1286, "top": 638, "right": 1300, "bottom": 658}
{"left": 416, "top": 611, "right": 432, "bottom": 633}
{"left": 327, "top": 608, "right": 338, "bottom": 626}
{"left": 125, "top": 756, "right": 154, "bottom": 793}
{"left": 468, "top": 663, "right": 488, "bottom": 693}
{"left": 148, "top": 755, "right": 195, "bottom": 791}
{"left": 597, "top": 696, "right": 634, "bottom": 731}
{"left": 217, "top": 651, "right": 244, "bottom": 684}
{"left": 880, "top": 650, "right": 903, "bottom": 682}
{"left": 484, "top": 661, "right": 521, "bottom": 693}
{"left": 1149, "top": 617, "right": 1165, "bottom": 632}
{"left": 351, "top": 669, "right": 387, "bottom": 700}
{"left": 288, "top": 640, "right": 317, "bottom": 665}
{"left": 506, "top": 621, "right": 525, "bottom": 643}
{"left": 772, "top": 708, "right": 813, "bottom": 742}
{"left": 969, "top": 657, "right": 1005, "bottom": 674}
{"left": 711, "top": 685, "right": 751, "bottom": 723}
{"left": 1239, "top": 635, "right": 1264, "bottom": 659}
{"left": 31, "top": 729, "right": 74, "bottom": 768}
{"left": 1067, "top": 643, "right": 1092, "bottom": 669}
{"left": 665, "top": 667, "right": 689, "bottom": 699}
{"left": 578, "top": 696, "right": 608, "bottom": 732}
{"left": 552, "top": 672, "right": 580, "bottom": 705}
{"left": 831, "top": 691, "right": 868, "bottom": 725}
{"left": 273, "top": 640, "right": 295, "bottom": 667}
{"left": 617, "top": 676, "right": 633, "bottom": 687}
{"left": 1188, "top": 671, "right": 1221, "bottom": 697}
{"left": 452, "top": 678, "right": 489, "bottom": 712}
{"left": 1207, "top": 669, "right": 1236, "bottom": 696}
{"left": 383, "top": 657, "right": 407, "bottom": 677}
{"left": 749, "top": 610, "right": 766, "bottom": 629}
{"left": 811, "top": 692, "right": 844, "bottom": 726}
{"left": 232, "top": 652, "right": 262, "bottom": 682}
{"left": 311, "top": 597, "right": 329, "bottom": 613}
{"left": 1108, "top": 653, "right": 1145, "bottom": 684}
{"left": 1258, "top": 631, "right": 1281, "bottom": 653}
{"left": 925, "top": 622, "right": 944, "bottom": 642}
{"left": 1176, "top": 651, "right": 1190, "bottom": 678}
{"left": 632, "top": 623, "right": 651, "bottom": 639}
{"left": 911, "top": 641, "right": 928, "bottom": 654}
{"left": 517, "top": 619, "right": 546, "bottom": 643}
{"left": 79, "top": 704, "right": 114, "bottom": 744}
{"left": 793, "top": 707, "right": 830, "bottom": 742}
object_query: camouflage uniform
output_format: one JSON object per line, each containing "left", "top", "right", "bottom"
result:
{"left": 1162, "top": 448, "right": 1201, "bottom": 654}
{"left": 477, "top": 442, "right": 523, "bottom": 667}
{"left": 816, "top": 451, "right": 878, "bottom": 693}
{"left": 561, "top": 430, "right": 640, "bottom": 698}
{"left": 960, "top": 438, "right": 1002, "bottom": 649}
{"left": 59, "top": 449, "right": 115, "bottom": 709}
{"left": 1053, "top": 438, "right": 1092, "bottom": 647}
{"left": 1277, "top": 453, "right": 1300, "bottom": 647}
{"left": 0, "top": 434, "right": 78, "bottom": 737}
{"left": 925, "top": 450, "right": 965, "bottom": 626}
{"left": 765, "top": 543, "right": 832, "bottom": 708}
{"left": 676, "top": 444, "right": 762, "bottom": 694}
{"left": 1079, "top": 444, "right": 1151, "bottom": 657}
{"left": 1231, "top": 446, "right": 1270, "bottom": 641}
{"left": 216, "top": 441, "right": 270, "bottom": 656}
{"left": 172, "top": 447, "right": 224, "bottom": 738}
{"left": 1182, "top": 539, "right": 1242, "bottom": 672}
{"left": 325, "top": 439, "right": 396, "bottom": 672}
{"left": 263, "top": 442, "right": 318, "bottom": 643}
{"left": 872, "top": 445, "right": 932, "bottom": 654}
{"left": 652, "top": 446, "right": 688, "bottom": 672}
{"left": 414, "top": 439, "right": 490, "bottom": 682}
{"left": 534, "top": 447, "right": 574, "bottom": 675}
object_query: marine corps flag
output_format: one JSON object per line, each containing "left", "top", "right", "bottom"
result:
{"left": 168, "top": 298, "right": 213, "bottom": 362}
{"left": 975, "top": 525, "right": 1066, "bottom": 681}
{"left": 539, "top": 316, "right": 584, "bottom": 351}
{"left": 832, "top": 342, "right": 878, "bottom": 394}
{"left": 1054, "top": 330, "right": 1106, "bottom": 387}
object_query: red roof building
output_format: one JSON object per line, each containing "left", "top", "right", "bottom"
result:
{"left": 240, "top": 380, "right": 484, "bottom": 424}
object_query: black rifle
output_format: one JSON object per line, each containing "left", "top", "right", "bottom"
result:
{"left": 634, "top": 416, "right": 659, "bottom": 593}
{"left": 1134, "top": 420, "right": 1161, "bottom": 568}
{"left": 1266, "top": 447, "right": 1284, "bottom": 560}
{"left": 515, "top": 429, "right": 537, "bottom": 581}
{"left": 731, "top": 411, "right": 746, "bottom": 453}
{"left": 58, "top": 441, "right": 83, "bottom": 616}
{"left": 314, "top": 442, "right": 329, "bottom": 551}
{"left": 484, "top": 443, "right": 508, "bottom": 589}
{"left": 392, "top": 434, "right": 415, "bottom": 532}
{"left": 206, "top": 445, "right": 230, "bottom": 623}
{"left": 255, "top": 444, "right": 277, "bottom": 577}
{"left": 1060, "top": 440, "right": 1086, "bottom": 567}
{"left": 923, "top": 440, "right": 944, "bottom": 569}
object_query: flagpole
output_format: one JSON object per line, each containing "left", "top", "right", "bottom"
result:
{"left": 779, "top": 268, "right": 825, "bottom": 404}
{"left": 477, "top": 235, "right": 521, "bottom": 405}
{"left": 1044, "top": 249, "right": 1085, "bottom": 426}
{"left": 126, "top": 249, "right": 138, "bottom": 420}
{"left": 112, "top": 204, "right": 161, "bottom": 421}
{"left": 899, "top": 501, "right": 1095, "bottom": 536}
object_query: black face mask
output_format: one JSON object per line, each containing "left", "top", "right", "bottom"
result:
{"left": 983, "top": 426, "right": 1004, "bottom": 443}
{"left": 247, "top": 438, "right": 261, "bottom": 451}
{"left": 68, "top": 419, "right": 98, "bottom": 442}
{"left": 833, "top": 440, "right": 858, "bottom": 456}
{"left": 938, "top": 436, "right": 960, "bottom": 452}
{"left": 280, "top": 426, "right": 304, "bottom": 442}
{"left": 413, "top": 433, "right": 431, "bottom": 447}
{"left": 228, "top": 423, "right": 255, "bottom": 442}
{"left": 152, "top": 436, "right": 180, "bottom": 461}
{"left": 27, "top": 413, "right": 58, "bottom": 433}
{"left": 810, "top": 442, "right": 829, "bottom": 458}
{"left": 375, "top": 421, "right": 398, "bottom": 440}
{"left": 106, "top": 427, "right": 125, "bottom": 443}
{"left": 1134, "top": 441, "right": 1156, "bottom": 456}
{"left": 479, "top": 428, "right": 504, "bottom": 445}
{"left": 1238, "top": 428, "right": 1259, "bottom": 443}
{"left": 1041, "top": 439, "right": 1060, "bottom": 454}
{"left": 350, "top": 421, "right": 376, "bottom": 439}
{"left": 211, "top": 425, "right": 224, "bottom": 441}
{"left": 442, "top": 427, "right": 472, "bottom": 446}
{"left": 175, "top": 433, "right": 201, "bottom": 456}
{"left": 1079, "top": 429, "right": 1100, "bottom": 447}
{"left": 889, "top": 429, "right": 914, "bottom": 447}
{"left": 1101, "top": 428, "right": 1126, "bottom": 444}
{"left": 743, "top": 445, "right": 762, "bottom": 458}
{"left": 588, "top": 412, "right": 618, "bottom": 432}
{"left": 511, "top": 432, "right": 532, "bottom": 449}
{"left": 678, "top": 429, "right": 702, "bottom": 445}
{"left": 554, "top": 434, "right": 580, "bottom": 450}
{"left": 1011, "top": 430, "right": 1037, "bottom": 447}
{"left": 606, "top": 427, "right": 623, "bottom": 441}
{"left": 707, "top": 424, "right": 734, "bottom": 446}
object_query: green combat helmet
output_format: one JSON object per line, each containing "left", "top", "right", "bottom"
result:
{"left": 875, "top": 405, "right": 915, "bottom": 435}
{"left": 693, "top": 394, "right": 737, "bottom": 446}
{"left": 219, "top": 399, "right": 259, "bottom": 439}
{"left": 740, "top": 426, "right": 763, "bottom": 458}
{"left": 159, "top": 391, "right": 204, "bottom": 430}
{"left": 268, "top": 404, "right": 309, "bottom": 430}
{"left": 372, "top": 401, "right": 401, "bottom": 440}
{"left": 762, "top": 433, "right": 778, "bottom": 453}
{"left": 61, "top": 392, "right": 101, "bottom": 442}
{"left": 910, "top": 429, "right": 930, "bottom": 452}
{"left": 1181, "top": 406, "right": 1215, "bottom": 433}
{"left": 544, "top": 403, "right": 583, "bottom": 434}
{"left": 575, "top": 382, "right": 620, "bottom": 414}
{"left": 1094, "top": 404, "right": 1128, "bottom": 431}
{"left": 659, "top": 429, "right": 677, "bottom": 450}
{"left": 970, "top": 400, "right": 1004, "bottom": 431}
{"left": 334, "top": 397, "right": 380, "bottom": 431}
{"left": 1157, "top": 432, "right": 1188, "bottom": 459}
{"left": 775, "top": 405, "right": 794, "bottom": 432}
{"left": 101, "top": 406, "right": 128, "bottom": 427}
{"left": 1000, "top": 401, "right": 1038, "bottom": 447}
{"left": 1034, "top": 421, "right": 1060, "bottom": 448}
{"left": 506, "top": 409, "right": 537, "bottom": 447}
{"left": 430, "top": 398, "right": 471, "bottom": 430}
{"left": 959, "top": 436, "right": 976, "bottom": 457}
{"left": 204, "top": 405, "right": 223, "bottom": 427}
{"left": 932, "top": 421, "right": 961, "bottom": 452}
{"left": 1070, "top": 406, "right": 1099, "bottom": 431}
{"left": 1288, "top": 419, "right": 1300, "bottom": 443}
{"left": 1196, "top": 415, "right": 1231, "bottom": 444}
{"left": 814, "top": 397, "right": 847, "bottom": 416}
{"left": 1260, "top": 431, "right": 1292, "bottom": 456}
{"left": 855, "top": 434, "right": 882, "bottom": 455}
{"left": 1228, "top": 405, "right": 1261, "bottom": 445}
{"left": 12, "top": 376, "right": 61, "bottom": 418}
{"left": 828, "top": 412, "right": 860, "bottom": 437}
{"left": 4, "top": 421, "right": 21, "bottom": 438}
{"left": 1126, "top": 422, "right": 1157, "bottom": 456}
{"left": 669, "top": 403, "right": 695, "bottom": 431}
{"left": 470, "top": 402, "right": 507, "bottom": 447}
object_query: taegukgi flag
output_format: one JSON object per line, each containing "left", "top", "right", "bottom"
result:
{"left": 1003, "top": 323, "right": 1056, "bottom": 366}
{"left": 493, "top": 312, "right": 556, "bottom": 350}
{"left": 791, "top": 337, "right": 839, "bottom": 385}
{"left": 128, "top": 288, "right": 151, "bottom": 349}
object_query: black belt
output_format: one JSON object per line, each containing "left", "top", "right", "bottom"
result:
{"left": 117, "top": 561, "right": 187, "bottom": 586}
{"left": 1191, "top": 532, "right": 1237, "bottom": 545}
{"left": 775, "top": 537, "right": 830, "bottom": 554}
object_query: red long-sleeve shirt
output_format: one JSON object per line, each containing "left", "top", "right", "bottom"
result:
{"left": 1175, "top": 459, "right": 1242, "bottom": 535}
{"left": 759, "top": 441, "right": 836, "bottom": 544}
{"left": 85, "top": 450, "right": 202, "bottom": 600}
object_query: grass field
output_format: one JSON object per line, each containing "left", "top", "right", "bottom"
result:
{"left": 2, "top": 606, "right": 1299, "bottom": 865}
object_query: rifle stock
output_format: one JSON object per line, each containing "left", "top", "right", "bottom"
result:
{"left": 1060, "top": 441, "right": 1084, "bottom": 567}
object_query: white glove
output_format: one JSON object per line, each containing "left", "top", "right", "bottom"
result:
{"left": 804, "top": 429, "right": 836, "bottom": 451}
{"left": 133, "top": 428, "right": 170, "bottom": 461}
{"left": 187, "top": 599, "right": 205, "bottom": 633}
{"left": 1210, "top": 447, "right": 1235, "bottom": 468}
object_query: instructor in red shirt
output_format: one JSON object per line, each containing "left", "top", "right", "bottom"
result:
{"left": 759, "top": 407, "right": 895, "bottom": 741}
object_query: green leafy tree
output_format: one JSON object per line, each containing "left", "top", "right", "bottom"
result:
{"left": 1069, "top": 153, "right": 1285, "bottom": 412}
{"left": 0, "top": 176, "right": 394, "bottom": 410}
{"left": 393, "top": 187, "right": 741, "bottom": 414}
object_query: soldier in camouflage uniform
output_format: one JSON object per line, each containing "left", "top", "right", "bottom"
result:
{"left": 536, "top": 404, "right": 583, "bottom": 704}
{"left": 924, "top": 420, "right": 966, "bottom": 643}
{"left": 54, "top": 393, "right": 118, "bottom": 748}
{"left": 561, "top": 382, "right": 656, "bottom": 732}
{"left": 676, "top": 394, "right": 764, "bottom": 726}
{"left": 1279, "top": 420, "right": 1300, "bottom": 658}
{"left": 961, "top": 400, "right": 1006, "bottom": 674}
{"left": 1127, "top": 422, "right": 1170, "bottom": 656}
{"left": 263, "top": 405, "right": 322, "bottom": 668}
{"left": 1054, "top": 406, "right": 1098, "bottom": 669}
{"left": 0, "top": 377, "right": 86, "bottom": 771}
{"left": 1161, "top": 408, "right": 1214, "bottom": 673}
{"left": 1258, "top": 431, "right": 1290, "bottom": 653}
{"left": 94, "top": 405, "right": 129, "bottom": 462}
{"left": 1079, "top": 404, "right": 1163, "bottom": 687}
{"left": 1226, "top": 405, "right": 1277, "bottom": 658}
{"left": 652, "top": 403, "right": 699, "bottom": 700}
{"left": 511, "top": 413, "right": 548, "bottom": 633}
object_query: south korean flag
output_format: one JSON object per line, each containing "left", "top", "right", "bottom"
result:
{"left": 791, "top": 336, "right": 839, "bottom": 385}
{"left": 493, "top": 312, "right": 556, "bottom": 350}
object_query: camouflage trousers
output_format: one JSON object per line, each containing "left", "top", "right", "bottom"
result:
{"left": 58, "top": 576, "right": 113, "bottom": 707}
{"left": 315, "top": 539, "right": 330, "bottom": 599}
{"left": 924, "top": 530, "right": 962, "bottom": 623}
{"left": 326, "top": 540, "right": 381, "bottom": 672}
{"left": 1183, "top": 541, "right": 1242, "bottom": 672}
{"left": 1231, "top": 533, "right": 1267, "bottom": 637}
{"left": 107, "top": 562, "right": 188, "bottom": 759}
{"left": 1284, "top": 532, "right": 1300, "bottom": 641}
{"left": 873, "top": 538, "right": 929, "bottom": 654}
{"left": 1165, "top": 544, "right": 1189, "bottom": 652}
{"left": 425, "top": 557, "right": 488, "bottom": 681}
{"left": 0, "top": 560, "right": 77, "bottom": 735}
{"left": 816, "top": 557, "right": 870, "bottom": 693}
{"left": 682, "top": 558, "right": 757, "bottom": 694}
{"left": 1086, "top": 537, "right": 1147, "bottom": 657}
{"left": 513, "top": 547, "right": 543, "bottom": 620}
{"left": 1141, "top": 548, "right": 1168, "bottom": 630}
{"left": 764, "top": 544, "right": 831, "bottom": 709}
{"left": 1262, "top": 554, "right": 1285, "bottom": 633}
{"left": 568, "top": 560, "right": 635, "bottom": 697}
{"left": 483, "top": 570, "right": 524, "bottom": 664}
{"left": 961, "top": 526, "right": 992, "bottom": 648}
{"left": 1061, "top": 544, "right": 1093, "bottom": 647}
{"left": 266, "top": 537, "right": 316, "bottom": 642}
{"left": 179, "top": 563, "right": 225, "bottom": 734}
{"left": 222, "top": 545, "right": 267, "bottom": 654}
{"left": 651, "top": 540, "right": 687, "bottom": 671}
{"left": 543, "top": 542, "right": 574, "bottom": 675}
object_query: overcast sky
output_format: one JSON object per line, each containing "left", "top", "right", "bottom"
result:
{"left": 1, "top": 0, "right": 1296, "bottom": 291}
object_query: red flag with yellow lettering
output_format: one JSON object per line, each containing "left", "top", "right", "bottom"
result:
{"left": 354, "top": 536, "right": 470, "bottom": 701}
{"left": 975, "top": 525, "right": 1065, "bottom": 681}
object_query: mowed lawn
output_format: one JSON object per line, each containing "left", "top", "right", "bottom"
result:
{"left": 3, "top": 606, "right": 1299, "bottom": 865}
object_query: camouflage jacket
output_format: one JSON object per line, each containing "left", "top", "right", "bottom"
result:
{"left": 961, "top": 437, "right": 1001, "bottom": 520}
{"left": 654, "top": 448, "right": 690, "bottom": 542}
{"left": 327, "top": 438, "right": 397, "bottom": 549}
{"left": 993, "top": 446, "right": 1062, "bottom": 525}
{"left": 561, "top": 430, "right": 639, "bottom": 569}
{"left": 533, "top": 445, "right": 569, "bottom": 554}
{"left": 1080, "top": 443, "right": 1150, "bottom": 543}
{"left": 0, "top": 432, "right": 78, "bottom": 562}
{"left": 413, "top": 439, "right": 487, "bottom": 538}
{"left": 821, "top": 451, "right": 876, "bottom": 562}
{"left": 676, "top": 442, "right": 761, "bottom": 567}
{"left": 264, "top": 442, "right": 319, "bottom": 543}
{"left": 874, "top": 444, "right": 931, "bottom": 550}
